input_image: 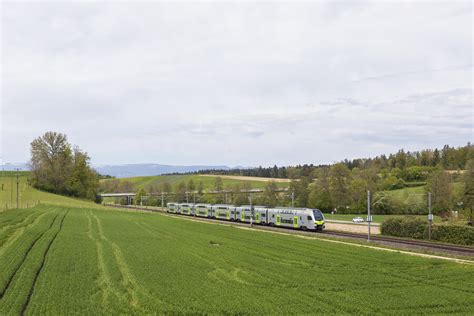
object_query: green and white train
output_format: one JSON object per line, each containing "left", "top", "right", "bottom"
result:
{"left": 166, "top": 202, "right": 325, "bottom": 231}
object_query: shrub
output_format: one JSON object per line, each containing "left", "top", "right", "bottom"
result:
{"left": 381, "top": 217, "right": 427, "bottom": 238}
{"left": 381, "top": 217, "right": 474, "bottom": 245}
{"left": 431, "top": 224, "right": 474, "bottom": 245}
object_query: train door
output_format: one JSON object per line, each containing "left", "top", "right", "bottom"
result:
{"left": 293, "top": 216, "right": 299, "bottom": 228}
{"left": 241, "top": 210, "right": 245, "bottom": 222}
{"left": 256, "top": 212, "right": 261, "bottom": 224}
{"left": 276, "top": 214, "right": 281, "bottom": 226}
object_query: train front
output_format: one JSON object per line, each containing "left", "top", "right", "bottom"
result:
{"left": 313, "top": 209, "right": 325, "bottom": 231}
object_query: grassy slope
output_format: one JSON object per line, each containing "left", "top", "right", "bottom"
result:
{"left": 100, "top": 174, "right": 289, "bottom": 191}
{"left": 1, "top": 205, "right": 473, "bottom": 314}
{"left": 0, "top": 175, "right": 98, "bottom": 211}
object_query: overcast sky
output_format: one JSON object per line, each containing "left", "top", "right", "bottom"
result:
{"left": 1, "top": 1, "right": 472, "bottom": 167}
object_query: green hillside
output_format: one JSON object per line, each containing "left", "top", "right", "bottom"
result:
{"left": 100, "top": 174, "right": 289, "bottom": 192}
{"left": 0, "top": 174, "right": 98, "bottom": 211}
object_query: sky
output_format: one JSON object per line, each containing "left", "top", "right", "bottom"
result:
{"left": 1, "top": 1, "right": 472, "bottom": 167}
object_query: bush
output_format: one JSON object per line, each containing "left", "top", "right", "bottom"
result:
{"left": 381, "top": 217, "right": 474, "bottom": 245}
{"left": 431, "top": 224, "right": 474, "bottom": 245}
{"left": 381, "top": 217, "right": 427, "bottom": 239}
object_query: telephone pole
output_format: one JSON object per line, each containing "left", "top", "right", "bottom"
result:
{"left": 367, "top": 190, "right": 372, "bottom": 242}
{"left": 16, "top": 168, "right": 20, "bottom": 209}
{"left": 428, "top": 192, "right": 433, "bottom": 240}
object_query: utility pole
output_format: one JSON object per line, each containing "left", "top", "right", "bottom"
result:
{"left": 428, "top": 192, "right": 433, "bottom": 240}
{"left": 16, "top": 169, "right": 20, "bottom": 209}
{"left": 249, "top": 193, "right": 253, "bottom": 227}
{"left": 161, "top": 193, "right": 164, "bottom": 211}
{"left": 367, "top": 190, "right": 372, "bottom": 242}
{"left": 291, "top": 191, "right": 295, "bottom": 207}
{"left": 10, "top": 175, "right": 13, "bottom": 204}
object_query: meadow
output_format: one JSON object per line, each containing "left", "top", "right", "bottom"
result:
{"left": 1, "top": 205, "right": 473, "bottom": 313}
{"left": 100, "top": 174, "right": 290, "bottom": 191}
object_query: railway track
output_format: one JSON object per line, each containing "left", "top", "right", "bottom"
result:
{"left": 104, "top": 204, "right": 474, "bottom": 256}
{"left": 323, "top": 231, "right": 474, "bottom": 255}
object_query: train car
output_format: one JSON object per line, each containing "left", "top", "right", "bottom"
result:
{"left": 235, "top": 206, "right": 251, "bottom": 222}
{"left": 267, "top": 208, "right": 325, "bottom": 231}
{"left": 235, "top": 205, "right": 268, "bottom": 224}
{"left": 254, "top": 207, "right": 268, "bottom": 225}
{"left": 212, "top": 204, "right": 233, "bottom": 220}
{"left": 167, "top": 202, "right": 178, "bottom": 213}
{"left": 194, "top": 203, "right": 212, "bottom": 218}
{"left": 178, "top": 203, "right": 193, "bottom": 216}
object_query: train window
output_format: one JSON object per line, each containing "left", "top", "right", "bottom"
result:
{"left": 307, "top": 216, "right": 312, "bottom": 220}
{"left": 272, "top": 214, "right": 275, "bottom": 218}
{"left": 262, "top": 214, "right": 266, "bottom": 217}
{"left": 300, "top": 216, "right": 302, "bottom": 220}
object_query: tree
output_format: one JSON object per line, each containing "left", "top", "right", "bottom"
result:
{"left": 30, "top": 131, "right": 98, "bottom": 200}
{"left": 30, "top": 131, "right": 72, "bottom": 193}
{"left": 463, "top": 159, "right": 474, "bottom": 213}
{"left": 214, "top": 177, "right": 223, "bottom": 192}
{"left": 308, "top": 167, "right": 332, "bottom": 210}
{"left": 329, "top": 163, "right": 351, "bottom": 210}
{"left": 187, "top": 179, "right": 196, "bottom": 193}
{"left": 135, "top": 188, "right": 146, "bottom": 205}
{"left": 426, "top": 169, "right": 453, "bottom": 213}
{"left": 68, "top": 147, "right": 98, "bottom": 200}
{"left": 262, "top": 181, "right": 278, "bottom": 207}
{"left": 197, "top": 181, "right": 204, "bottom": 195}
{"left": 175, "top": 181, "right": 186, "bottom": 202}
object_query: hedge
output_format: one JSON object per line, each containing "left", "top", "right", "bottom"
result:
{"left": 381, "top": 217, "right": 474, "bottom": 245}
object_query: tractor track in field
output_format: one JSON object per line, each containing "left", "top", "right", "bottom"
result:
{"left": 20, "top": 210, "right": 68, "bottom": 316}
{"left": 0, "top": 211, "right": 60, "bottom": 298}
{"left": 104, "top": 204, "right": 474, "bottom": 258}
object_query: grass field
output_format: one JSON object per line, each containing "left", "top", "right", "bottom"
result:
{"left": 1, "top": 204, "right": 474, "bottom": 313}
{"left": 100, "top": 174, "right": 289, "bottom": 191}
{"left": 0, "top": 175, "right": 97, "bottom": 211}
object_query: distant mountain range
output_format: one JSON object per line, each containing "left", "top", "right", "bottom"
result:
{"left": 1, "top": 162, "right": 245, "bottom": 178}
{"left": 0, "top": 163, "right": 30, "bottom": 171}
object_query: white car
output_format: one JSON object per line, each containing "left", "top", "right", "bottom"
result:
{"left": 352, "top": 217, "right": 364, "bottom": 223}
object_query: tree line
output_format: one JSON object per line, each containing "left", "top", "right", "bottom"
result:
{"left": 169, "top": 143, "right": 472, "bottom": 180}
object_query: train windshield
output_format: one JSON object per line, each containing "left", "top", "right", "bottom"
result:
{"left": 313, "top": 209, "right": 324, "bottom": 220}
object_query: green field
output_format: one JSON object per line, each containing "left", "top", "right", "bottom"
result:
{"left": 1, "top": 209, "right": 474, "bottom": 312}
{"left": 0, "top": 175, "right": 97, "bottom": 211}
{"left": 100, "top": 174, "right": 289, "bottom": 191}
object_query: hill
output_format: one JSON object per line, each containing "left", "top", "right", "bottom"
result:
{"left": 0, "top": 173, "right": 98, "bottom": 211}
{"left": 99, "top": 174, "right": 289, "bottom": 192}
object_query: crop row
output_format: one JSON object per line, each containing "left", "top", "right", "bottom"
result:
{"left": 0, "top": 208, "right": 66, "bottom": 314}
{"left": 1, "top": 205, "right": 473, "bottom": 314}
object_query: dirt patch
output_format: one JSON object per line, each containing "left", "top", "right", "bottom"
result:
{"left": 326, "top": 222, "right": 381, "bottom": 234}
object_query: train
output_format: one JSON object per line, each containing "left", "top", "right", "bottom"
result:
{"left": 166, "top": 202, "right": 325, "bottom": 231}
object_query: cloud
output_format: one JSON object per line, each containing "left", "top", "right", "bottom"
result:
{"left": 1, "top": 1, "right": 472, "bottom": 166}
